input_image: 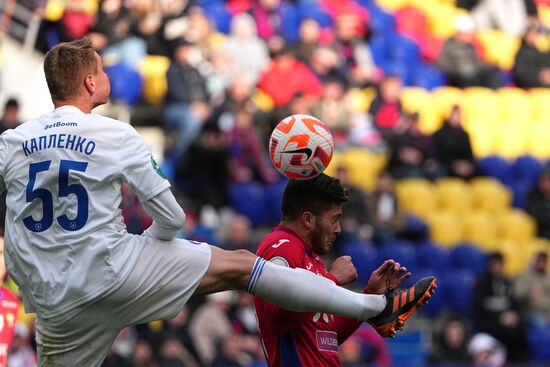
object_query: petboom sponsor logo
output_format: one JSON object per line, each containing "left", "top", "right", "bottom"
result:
{"left": 45, "top": 121, "right": 78, "bottom": 130}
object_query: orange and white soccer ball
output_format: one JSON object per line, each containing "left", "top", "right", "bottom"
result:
{"left": 269, "top": 114, "right": 334, "bottom": 180}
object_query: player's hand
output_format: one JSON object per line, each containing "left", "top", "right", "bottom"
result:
{"left": 329, "top": 256, "right": 358, "bottom": 285}
{"left": 365, "top": 259, "right": 411, "bottom": 294}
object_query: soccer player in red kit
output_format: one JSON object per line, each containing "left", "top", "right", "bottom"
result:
{"left": 0, "top": 237, "right": 20, "bottom": 366}
{"left": 253, "top": 174, "right": 436, "bottom": 367}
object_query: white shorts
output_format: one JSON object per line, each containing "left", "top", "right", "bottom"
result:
{"left": 35, "top": 237, "right": 212, "bottom": 367}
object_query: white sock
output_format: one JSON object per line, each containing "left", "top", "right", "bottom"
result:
{"left": 247, "top": 258, "right": 386, "bottom": 321}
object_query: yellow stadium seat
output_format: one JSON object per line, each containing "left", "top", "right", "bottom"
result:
{"left": 538, "top": 5, "right": 550, "bottom": 30}
{"left": 324, "top": 150, "right": 344, "bottom": 177}
{"left": 435, "top": 177, "right": 473, "bottom": 214}
{"left": 426, "top": 210, "right": 463, "bottom": 247}
{"left": 252, "top": 89, "right": 274, "bottom": 112}
{"left": 461, "top": 87, "right": 500, "bottom": 129}
{"left": 496, "top": 209, "right": 537, "bottom": 244}
{"left": 527, "top": 123, "right": 550, "bottom": 159}
{"left": 345, "top": 88, "right": 376, "bottom": 113}
{"left": 497, "top": 240, "right": 530, "bottom": 277}
{"left": 425, "top": 3, "right": 465, "bottom": 38}
{"left": 375, "top": 0, "right": 410, "bottom": 11}
{"left": 462, "top": 210, "right": 499, "bottom": 251}
{"left": 497, "top": 87, "right": 534, "bottom": 122}
{"left": 431, "top": 86, "right": 464, "bottom": 122}
{"left": 138, "top": 56, "right": 170, "bottom": 106}
{"left": 395, "top": 178, "right": 436, "bottom": 219}
{"left": 493, "top": 123, "right": 529, "bottom": 159}
{"left": 44, "top": 0, "right": 65, "bottom": 21}
{"left": 476, "top": 30, "right": 521, "bottom": 70}
{"left": 470, "top": 177, "right": 512, "bottom": 214}
{"left": 341, "top": 149, "right": 388, "bottom": 191}
{"left": 401, "top": 88, "right": 441, "bottom": 134}
{"left": 468, "top": 124, "right": 495, "bottom": 158}
{"left": 530, "top": 88, "right": 550, "bottom": 121}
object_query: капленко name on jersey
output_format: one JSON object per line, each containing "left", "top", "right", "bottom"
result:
{"left": 22, "top": 133, "right": 96, "bottom": 156}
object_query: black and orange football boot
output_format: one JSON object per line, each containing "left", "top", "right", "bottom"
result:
{"left": 368, "top": 276, "right": 437, "bottom": 338}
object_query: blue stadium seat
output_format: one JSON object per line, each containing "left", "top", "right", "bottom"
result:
{"left": 449, "top": 243, "right": 487, "bottom": 274}
{"left": 509, "top": 179, "right": 532, "bottom": 209}
{"left": 441, "top": 269, "right": 476, "bottom": 317}
{"left": 229, "top": 182, "right": 267, "bottom": 227}
{"left": 512, "top": 155, "right": 541, "bottom": 185}
{"left": 369, "top": 36, "right": 389, "bottom": 65}
{"left": 105, "top": 63, "right": 143, "bottom": 106}
{"left": 363, "top": 2, "right": 396, "bottom": 37}
{"left": 528, "top": 324, "right": 550, "bottom": 362}
{"left": 296, "top": 2, "right": 332, "bottom": 27}
{"left": 387, "top": 330, "right": 427, "bottom": 367}
{"left": 263, "top": 178, "right": 287, "bottom": 225}
{"left": 477, "top": 155, "right": 514, "bottom": 185}
{"left": 279, "top": 3, "right": 301, "bottom": 42}
{"left": 377, "top": 240, "right": 418, "bottom": 275}
{"left": 415, "top": 242, "right": 450, "bottom": 273}
{"left": 412, "top": 62, "right": 447, "bottom": 90}
{"left": 389, "top": 35, "right": 421, "bottom": 68}
{"left": 199, "top": 1, "right": 232, "bottom": 34}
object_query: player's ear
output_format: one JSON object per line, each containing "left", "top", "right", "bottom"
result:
{"left": 84, "top": 74, "right": 95, "bottom": 96}
{"left": 301, "top": 211, "right": 315, "bottom": 230}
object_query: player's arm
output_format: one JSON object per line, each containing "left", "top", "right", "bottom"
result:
{"left": 141, "top": 189, "right": 185, "bottom": 240}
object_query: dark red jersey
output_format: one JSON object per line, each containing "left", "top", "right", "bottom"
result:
{"left": 253, "top": 226, "right": 362, "bottom": 367}
{"left": 0, "top": 288, "right": 19, "bottom": 367}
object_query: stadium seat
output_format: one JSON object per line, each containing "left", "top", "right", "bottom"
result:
{"left": 411, "top": 62, "right": 447, "bottom": 90}
{"left": 387, "top": 330, "right": 428, "bottom": 367}
{"left": 415, "top": 242, "right": 450, "bottom": 273}
{"left": 138, "top": 55, "right": 170, "bottom": 106}
{"left": 363, "top": 2, "right": 396, "bottom": 37}
{"left": 400, "top": 87, "right": 440, "bottom": 132}
{"left": 374, "top": 0, "right": 409, "bottom": 12}
{"left": 431, "top": 86, "right": 464, "bottom": 122}
{"left": 476, "top": 156, "right": 514, "bottom": 185}
{"left": 476, "top": 30, "right": 521, "bottom": 70}
{"left": 470, "top": 177, "right": 512, "bottom": 213}
{"left": 498, "top": 240, "right": 530, "bottom": 277}
{"left": 229, "top": 182, "right": 267, "bottom": 227}
{"left": 426, "top": 210, "right": 463, "bottom": 247}
{"left": 434, "top": 177, "right": 473, "bottom": 214}
{"left": 527, "top": 122, "right": 550, "bottom": 159}
{"left": 425, "top": 3, "right": 464, "bottom": 38}
{"left": 417, "top": 34, "right": 445, "bottom": 62}
{"left": 396, "top": 178, "right": 436, "bottom": 219}
{"left": 530, "top": 88, "right": 550, "bottom": 121}
{"left": 497, "top": 87, "right": 534, "bottom": 122}
{"left": 105, "top": 63, "right": 143, "bottom": 106}
{"left": 341, "top": 149, "right": 388, "bottom": 191}
{"left": 377, "top": 240, "right": 418, "bottom": 274}
{"left": 468, "top": 124, "right": 495, "bottom": 157}
{"left": 461, "top": 87, "right": 500, "bottom": 128}
{"left": 263, "top": 179, "right": 287, "bottom": 225}
{"left": 449, "top": 243, "right": 486, "bottom": 274}
{"left": 513, "top": 155, "right": 541, "bottom": 185}
{"left": 395, "top": 6, "right": 428, "bottom": 40}
{"left": 528, "top": 324, "right": 550, "bottom": 363}
{"left": 441, "top": 269, "right": 477, "bottom": 317}
{"left": 496, "top": 209, "right": 537, "bottom": 244}
{"left": 462, "top": 210, "right": 498, "bottom": 251}
{"left": 493, "top": 123, "right": 529, "bottom": 159}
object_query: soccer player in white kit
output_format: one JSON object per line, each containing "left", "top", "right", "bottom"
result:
{"left": 0, "top": 39, "right": 427, "bottom": 366}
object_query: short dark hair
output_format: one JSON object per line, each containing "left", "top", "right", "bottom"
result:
{"left": 5, "top": 98, "right": 18, "bottom": 109}
{"left": 43, "top": 38, "right": 98, "bottom": 101}
{"left": 281, "top": 173, "right": 349, "bottom": 221}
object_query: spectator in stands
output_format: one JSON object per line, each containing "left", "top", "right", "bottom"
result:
{"left": 158, "top": 334, "right": 199, "bottom": 367}
{"left": 472, "top": 252, "right": 528, "bottom": 362}
{"left": 526, "top": 167, "right": 550, "bottom": 239}
{"left": 0, "top": 98, "right": 21, "bottom": 134}
{"left": 132, "top": 340, "right": 159, "bottom": 367}
{"left": 513, "top": 24, "right": 550, "bottom": 88}
{"left": 189, "top": 291, "right": 234, "bottom": 366}
{"left": 6, "top": 323, "right": 37, "bottom": 367}
{"left": 175, "top": 122, "right": 230, "bottom": 215}
{"left": 164, "top": 38, "right": 211, "bottom": 156}
{"left": 61, "top": 0, "right": 95, "bottom": 40}
{"left": 335, "top": 166, "right": 372, "bottom": 243}
{"left": 311, "top": 78, "right": 351, "bottom": 147}
{"left": 366, "top": 171, "right": 407, "bottom": 244}
{"left": 471, "top": 0, "right": 528, "bottom": 37}
{"left": 368, "top": 75, "right": 403, "bottom": 139}
{"left": 252, "top": 0, "right": 292, "bottom": 44}
{"left": 131, "top": 0, "right": 165, "bottom": 57}
{"left": 339, "top": 325, "right": 391, "bottom": 367}
{"left": 291, "top": 18, "right": 323, "bottom": 65}
{"left": 211, "top": 334, "right": 255, "bottom": 366}
{"left": 513, "top": 251, "right": 550, "bottom": 327}
{"left": 387, "top": 112, "right": 444, "bottom": 180}
{"left": 332, "top": 11, "right": 378, "bottom": 87}
{"left": 184, "top": 6, "right": 225, "bottom": 62}
{"left": 309, "top": 47, "right": 347, "bottom": 84}
{"left": 436, "top": 14, "right": 503, "bottom": 89}
{"left": 429, "top": 314, "right": 473, "bottom": 364}
{"left": 258, "top": 46, "right": 323, "bottom": 108}
{"left": 88, "top": 0, "right": 147, "bottom": 69}
{"left": 224, "top": 13, "right": 270, "bottom": 85}
{"left": 432, "top": 105, "right": 476, "bottom": 179}
{"left": 221, "top": 214, "right": 256, "bottom": 253}
{"left": 468, "top": 332, "right": 507, "bottom": 367}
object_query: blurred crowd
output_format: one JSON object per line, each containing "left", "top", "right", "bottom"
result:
{"left": 2, "top": 0, "right": 550, "bottom": 366}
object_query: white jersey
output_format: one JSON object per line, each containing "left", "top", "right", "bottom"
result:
{"left": 0, "top": 105, "right": 170, "bottom": 318}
